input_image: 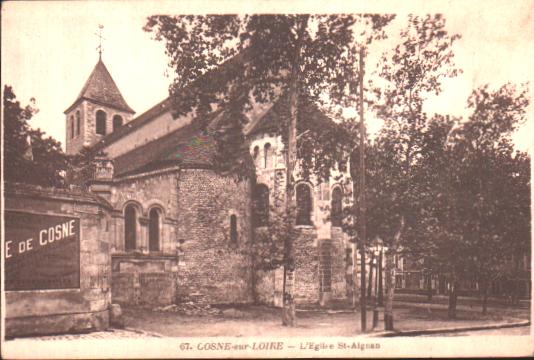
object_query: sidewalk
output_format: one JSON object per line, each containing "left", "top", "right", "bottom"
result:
{"left": 367, "top": 320, "right": 530, "bottom": 337}
{"left": 393, "top": 299, "right": 527, "bottom": 321}
{"left": 394, "top": 292, "right": 530, "bottom": 309}
{"left": 5, "top": 328, "right": 162, "bottom": 341}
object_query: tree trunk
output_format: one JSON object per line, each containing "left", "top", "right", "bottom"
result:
{"left": 251, "top": 245, "right": 259, "bottom": 305}
{"left": 448, "top": 278, "right": 458, "bottom": 319}
{"left": 384, "top": 216, "right": 404, "bottom": 331}
{"left": 384, "top": 248, "right": 395, "bottom": 330}
{"left": 426, "top": 272, "right": 433, "bottom": 302}
{"left": 481, "top": 278, "right": 488, "bottom": 315}
{"left": 352, "top": 242, "right": 359, "bottom": 308}
{"left": 282, "top": 16, "right": 308, "bottom": 327}
{"left": 512, "top": 257, "right": 521, "bottom": 306}
{"left": 511, "top": 280, "right": 519, "bottom": 306}
{"left": 281, "top": 77, "right": 297, "bottom": 326}
{"left": 378, "top": 250, "right": 383, "bottom": 306}
{"left": 368, "top": 252, "right": 374, "bottom": 299}
{"left": 357, "top": 46, "right": 367, "bottom": 332}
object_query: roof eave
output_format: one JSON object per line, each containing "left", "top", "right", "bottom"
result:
{"left": 64, "top": 97, "right": 135, "bottom": 115}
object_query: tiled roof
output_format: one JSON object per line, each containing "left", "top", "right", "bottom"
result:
{"left": 65, "top": 58, "right": 135, "bottom": 114}
{"left": 90, "top": 53, "right": 246, "bottom": 152}
{"left": 5, "top": 182, "right": 113, "bottom": 209}
{"left": 244, "top": 101, "right": 280, "bottom": 136}
{"left": 92, "top": 97, "right": 172, "bottom": 152}
{"left": 245, "top": 95, "right": 340, "bottom": 137}
{"left": 112, "top": 95, "right": 342, "bottom": 177}
{"left": 113, "top": 113, "right": 221, "bottom": 177}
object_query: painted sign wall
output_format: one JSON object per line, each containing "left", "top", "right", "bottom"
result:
{"left": 4, "top": 211, "right": 80, "bottom": 291}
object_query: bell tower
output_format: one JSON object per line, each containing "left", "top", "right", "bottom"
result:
{"left": 64, "top": 26, "right": 135, "bottom": 155}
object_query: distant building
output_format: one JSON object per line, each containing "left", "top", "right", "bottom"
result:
{"left": 394, "top": 253, "right": 531, "bottom": 300}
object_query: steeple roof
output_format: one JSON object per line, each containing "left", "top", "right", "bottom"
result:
{"left": 64, "top": 58, "right": 135, "bottom": 114}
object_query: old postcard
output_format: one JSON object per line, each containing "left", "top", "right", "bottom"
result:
{"left": 1, "top": 0, "right": 533, "bottom": 358}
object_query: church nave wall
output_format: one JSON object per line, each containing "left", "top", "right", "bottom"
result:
{"left": 176, "top": 169, "right": 253, "bottom": 304}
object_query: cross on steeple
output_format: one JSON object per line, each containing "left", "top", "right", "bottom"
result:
{"left": 95, "top": 24, "right": 105, "bottom": 59}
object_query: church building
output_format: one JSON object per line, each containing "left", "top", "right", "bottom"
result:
{"left": 64, "top": 55, "right": 354, "bottom": 307}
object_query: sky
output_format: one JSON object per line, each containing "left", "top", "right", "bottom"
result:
{"left": 2, "top": 0, "right": 534, "bottom": 153}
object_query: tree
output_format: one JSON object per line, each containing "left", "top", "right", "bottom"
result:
{"left": 496, "top": 151, "right": 530, "bottom": 307}
{"left": 374, "top": 14, "right": 461, "bottom": 328}
{"left": 64, "top": 146, "right": 107, "bottom": 188}
{"left": 415, "top": 114, "right": 469, "bottom": 318}
{"left": 471, "top": 148, "right": 530, "bottom": 312}
{"left": 3, "top": 85, "right": 67, "bottom": 187}
{"left": 407, "top": 82, "right": 530, "bottom": 318}
{"left": 425, "top": 83, "right": 530, "bottom": 317}
{"left": 145, "top": 14, "right": 393, "bottom": 326}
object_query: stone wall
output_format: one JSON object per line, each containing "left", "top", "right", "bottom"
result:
{"left": 293, "top": 228, "right": 320, "bottom": 304}
{"left": 4, "top": 183, "right": 113, "bottom": 338}
{"left": 110, "top": 169, "right": 179, "bottom": 254}
{"left": 111, "top": 254, "right": 178, "bottom": 306}
{"left": 253, "top": 228, "right": 321, "bottom": 307}
{"left": 248, "top": 131, "right": 353, "bottom": 307}
{"left": 331, "top": 227, "right": 349, "bottom": 300}
{"left": 107, "top": 169, "right": 180, "bottom": 306}
{"left": 66, "top": 101, "right": 134, "bottom": 155}
{"left": 253, "top": 228, "right": 350, "bottom": 307}
{"left": 84, "top": 102, "right": 133, "bottom": 151}
{"left": 177, "top": 169, "right": 253, "bottom": 304}
{"left": 101, "top": 166, "right": 253, "bottom": 307}
{"left": 65, "top": 103, "right": 86, "bottom": 155}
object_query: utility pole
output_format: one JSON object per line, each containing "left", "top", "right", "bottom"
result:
{"left": 358, "top": 46, "right": 367, "bottom": 332}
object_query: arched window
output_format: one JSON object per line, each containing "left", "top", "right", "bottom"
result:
{"left": 148, "top": 208, "right": 160, "bottom": 252}
{"left": 124, "top": 204, "right": 137, "bottom": 251}
{"left": 96, "top": 110, "right": 107, "bottom": 135}
{"left": 252, "top": 145, "right": 259, "bottom": 165}
{"left": 70, "top": 116, "right": 75, "bottom": 139}
{"left": 76, "top": 111, "right": 81, "bottom": 136}
{"left": 230, "top": 215, "right": 238, "bottom": 244}
{"left": 253, "top": 184, "right": 269, "bottom": 227}
{"left": 263, "top": 143, "right": 271, "bottom": 168}
{"left": 113, "top": 115, "right": 123, "bottom": 132}
{"left": 296, "top": 183, "right": 313, "bottom": 226}
{"left": 331, "top": 186, "right": 343, "bottom": 227}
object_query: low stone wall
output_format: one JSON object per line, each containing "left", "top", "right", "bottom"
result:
{"left": 111, "top": 254, "right": 178, "bottom": 306}
{"left": 4, "top": 183, "right": 113, "bottom": 338}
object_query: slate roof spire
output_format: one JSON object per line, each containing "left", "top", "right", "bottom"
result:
{"left": 64, "top": 58, "right": 135, "bottom": 114}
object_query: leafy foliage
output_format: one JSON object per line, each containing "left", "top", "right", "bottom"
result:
{"left": 144, "top": 14, "right": 394, "bottom": 178}
{"left": 421, "top": 84, "right": 531, "bottom": 285}
{"left": 65, "top": 146, "right": 106, "bottom": 188}
{"left": 341, "top": 14, "right": 463, "bottom": 252}
{"left": 251, "top": 206, "right": 294, "bottom": 271}
{"left": 3, "top": 85, "right": 67, "bottom": 187}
